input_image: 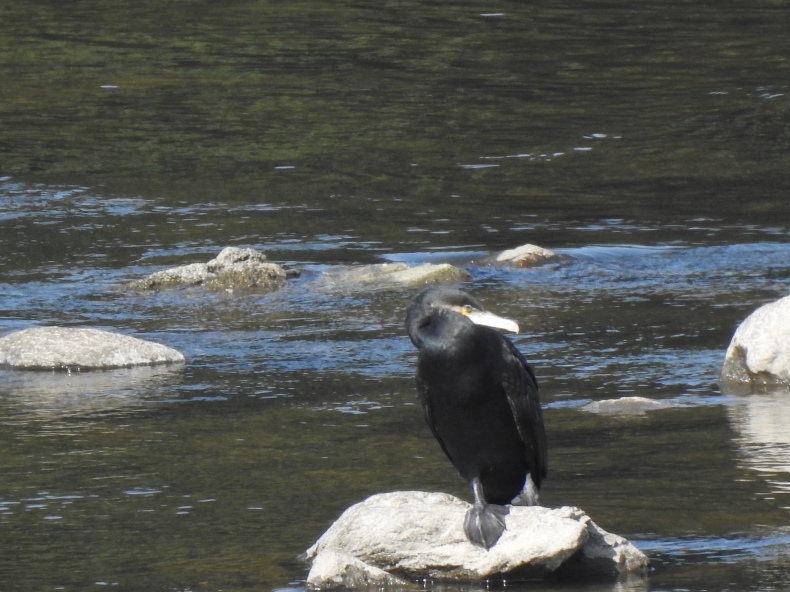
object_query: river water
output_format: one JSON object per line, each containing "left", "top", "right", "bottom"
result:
{"left": 1, "top": 0, "right": 790, "bottom": 590}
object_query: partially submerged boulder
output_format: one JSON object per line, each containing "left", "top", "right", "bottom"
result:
{"left": 317, "top": 263, "right": 471, "bottom": 291}
{"left": 126, "top": 247, "right": 290, "bottom": 293}
{"left": 386, "top": 262, "right": 471, "bottom": 286}
{"left": 0, "top": 327, "right": 185, "bottom": 370}
{"left": 493, "top": 244, "right": 565, "bottom": 268}
{"left": 720, "top": 294, "right": 790, "bottom": 388}
{"left": 303, "top": 491, "right": 648, "bottom": 588}
{"left": 581, "top": 396, "right": 673, "bottom": 416}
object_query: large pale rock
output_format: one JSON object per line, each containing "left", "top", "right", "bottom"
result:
{"left": 126, "top": 246, "right": 289, "bottom": 292}
{"left": 304, "top": 491, "right": 648, "bottom": 588}
{"left": 0, "top": 327, "right": 185, "bottom": 370}
{"left": 720, "top": 295, "right": 790, "bottom": 386}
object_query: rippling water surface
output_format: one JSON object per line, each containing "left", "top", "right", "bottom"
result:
{"left": 1, "top": 0, "right": 790, "bottom": 590}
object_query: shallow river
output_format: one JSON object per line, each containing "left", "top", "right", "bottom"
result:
{"left": 1, "top": 0, "right": 790, "bottom": 590}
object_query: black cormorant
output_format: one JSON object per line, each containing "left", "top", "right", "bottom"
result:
{"left": 405, "top": 287, "right": 547, "bottom": 549}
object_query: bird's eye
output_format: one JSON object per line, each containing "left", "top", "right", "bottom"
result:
{"left": 461, "top": 305, "right": 474, "bottom": 315}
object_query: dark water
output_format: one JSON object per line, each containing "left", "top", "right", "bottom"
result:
{"left": 1, "top": 0, "right": 790, "bottom": 590}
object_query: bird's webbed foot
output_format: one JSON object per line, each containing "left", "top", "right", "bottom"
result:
{"left": 463, "top": 502, "right": 509, "bottom": 549}
{"left": 464, "top": 477, "right": 509, "bottom": 549}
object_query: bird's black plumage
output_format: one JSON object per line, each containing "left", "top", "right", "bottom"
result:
{"left": 405, "top": 287, "right": 547, "bottom": 549}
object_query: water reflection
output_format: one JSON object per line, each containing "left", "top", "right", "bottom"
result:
{"left": 640, "top": 530, "right": 790, "bottom": 564}
{"left": 0, "top": 365, "right": 182, "bottom": 420}
{"left": 406, "top": 578, "right": 649, "bottom": 592}
{"left": 727, "top": 389, "right": 790, "bottom": 507}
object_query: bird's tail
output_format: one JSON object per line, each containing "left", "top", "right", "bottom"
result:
{"left": 511, "top": 473, "right": 540, "bottom": 506}
{"left": 463, "top": 502, "right": 509, "bottom": 549}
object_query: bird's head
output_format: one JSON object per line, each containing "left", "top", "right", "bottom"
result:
{"left": 405, "top": 287, "right": 519, "bottom": 348}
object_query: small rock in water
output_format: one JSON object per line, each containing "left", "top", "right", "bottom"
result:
{"left": 0, "top": 327, "right": 185, "bottom": 370}
{"left": 720, "top": 294, "right": 790, "bottom": 388}
{"left": 125, "top": 246, "right": 289, "bottom": 293}
{"left": 493, "top": 244, "right": 565, "bottom": 268}
{"left": 303, "top": 491, "right": 649, "bottom": 588}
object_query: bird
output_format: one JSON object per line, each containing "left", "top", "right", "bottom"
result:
{"left": 405, "top": 287, "right": 547, "bottom": 549}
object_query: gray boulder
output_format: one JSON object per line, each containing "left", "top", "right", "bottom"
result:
{"left": 126, "top": 246, "right": 289, "bottom": 293}
{"left": 720, "top": 294, "right": 790, "bottom": 387}
{"left": 0, "top": 327, "right": 185, "bottom": 370}
{"left": 303, "top": 491, "right": 649, "bottom": 588}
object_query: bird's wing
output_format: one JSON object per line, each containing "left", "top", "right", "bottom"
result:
{"left": 500, "top": 338, "right": 548, "bottom": 483}
{"left": 415, "top": 372, "right": 457, "bottom": 466}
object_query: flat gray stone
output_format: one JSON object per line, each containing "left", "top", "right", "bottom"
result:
{"left": 0, "top": 327, "right": 185, "bottom": 370}
{"left": 387, "top": 263, "right": 471, "bottom": 286}
{"left": 720, "top": 294, "right": 790, "bottom": 387}
{"left": 303, "top": 491, "right": 648, "bottom": 587}
{"left": 317, "top": 263, "right": 471, "bottom": 292}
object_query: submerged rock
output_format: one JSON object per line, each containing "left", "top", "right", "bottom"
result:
{"left": 581, "top": 396, "right": 673, "bottom": 416}
{"left": 720, "top": 294, "right": 790, "bottom": 387}
{"left": 303, "top": 491, "right": 648, "bottom": 588}
{"left": 493, "top": 244, "right": 565, "bottom": 268}
{"left": 125, "top": 246, "right": 289, "bottom": 293}
{"left": 317, "top": 262, "right": 471, "bottom": 291}
{"left": 0, "top": 327, "right": 185, "bottom": 370}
